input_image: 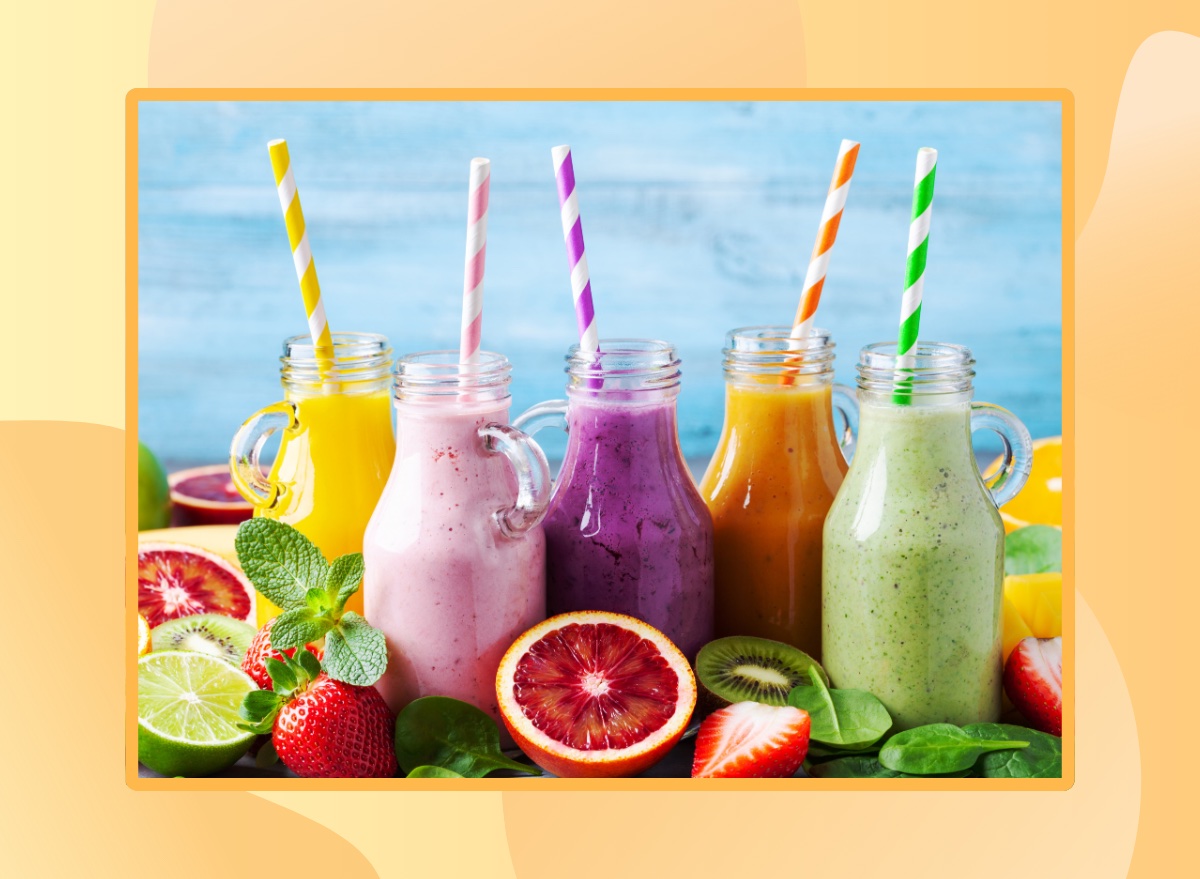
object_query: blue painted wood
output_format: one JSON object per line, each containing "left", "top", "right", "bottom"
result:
{"left": 137, "top": 101, "right": 1062, "bottom": 469}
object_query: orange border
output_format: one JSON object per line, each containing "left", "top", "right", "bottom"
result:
{"left": 126, "top": 87, "right": 1074, "bottom": 792}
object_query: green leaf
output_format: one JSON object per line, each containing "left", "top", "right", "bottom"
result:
{"left": 808, "top": 755, "right": 971, "bottom": 779}
{"left": 1005, "top": 525, "right": 1063, "bottom": 575}
{"left": 255, "top": 739, "right": 280, "bottom": 770}
{"left": 305, "top": 587, "right": 331, "bottom": 615}
{"left": 803, "top": 741, "right": 882, "bottom": 764}
{"left": 323, "top": 612, "right": 388, "bottom": 687}
{"left": 879, "top": 723, "right": 1029, "bottom": 775}
{"left": 395, "top": 696, "right": 541, "bottom": 777}
{"left": 235, "top": 519, "right": 329, "bottom": 610}
{"left": 295, "top": 646, "right": 323, "bottom": 681}
{"left": 326, "top": 553, "right": 365, "bottom": 613}
{"left": 407, "top": 765, "right": 465, "bottom": 778}
{"left": 239, "top": 688, "right": 283, "bottom": 733}
{"left": 270, "top": 607, "right": 333, "bottom": 652}
{"left": 265, "top": 657, "right": 297, "bottom": 694}
{"left": 963, "top": 723, "right": 1063, "bottom": 778}
{"left": 787, "top": 668, "right": 892, "bottom": 749}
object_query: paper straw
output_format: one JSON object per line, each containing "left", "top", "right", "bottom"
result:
{"left": 267, "top": 139, "right": 335, "bottom": 375}
{"left": 894, "top": 147, "right": 938, "bottom": 403}
{"left": 790, "top": 139, "right": 860, "bottom": 340}
{"left": 460, "top": 158, "right": 491, "bottom": 365}
{"left": 552, "top": 145, "right": 599, "bottom": 354}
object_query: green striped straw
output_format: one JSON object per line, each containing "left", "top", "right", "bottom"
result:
{"left": 894, "top": 147, "right": 938, "bottom": 404}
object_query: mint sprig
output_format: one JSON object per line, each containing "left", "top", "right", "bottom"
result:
{"left": 234, "top": 518, "right": 388, "bottom": 687}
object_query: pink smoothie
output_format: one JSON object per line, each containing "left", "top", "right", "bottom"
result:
{"left": 363, "top": 399, "right": 546, "bottom": 725}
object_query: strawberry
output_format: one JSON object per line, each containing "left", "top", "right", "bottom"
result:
{"left": 691, "top": 701, "right": 811, "bottom": 778}
{"left": 242, "top": 617, "right": 324, "bottom": 690}
{"left": 240, "top": 648, "right": 397, "bottom": 778}
{"left": 1003, "top": 635, "right": 1062, "bottom": 736}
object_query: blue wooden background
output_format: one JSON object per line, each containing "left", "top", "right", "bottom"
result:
{"left": 137, "top": 101, "right": 1062, "bottom": 469}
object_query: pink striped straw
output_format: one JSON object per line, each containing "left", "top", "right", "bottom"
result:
{"left": 551, "top": 145, "right": 599, "bottom": 353}
{"left": 459, "top": 158, "right": 491, "bottom": 365}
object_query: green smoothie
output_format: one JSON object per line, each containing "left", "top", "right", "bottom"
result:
{"left": 822, "top": 399, "right": 1005, "bottom": 730}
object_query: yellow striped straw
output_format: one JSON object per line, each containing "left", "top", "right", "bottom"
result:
{"left": 267, "top": 139, "right": 335, "bottom": 375}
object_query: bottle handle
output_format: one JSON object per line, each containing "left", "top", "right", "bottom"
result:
{"left": 970, "top": 402, "right": 1033, "bottom": 508}
{"left": 511, "top": 399, "right": 570, "bottom": 437}
{"left": 831, "top": 383, "right": 860, "bottom": 464}
{"left": 229, "top": 401, "right": 297, "bottom": 509}
{"left": 479, "top": 423, "right": 552, "bottom": 539}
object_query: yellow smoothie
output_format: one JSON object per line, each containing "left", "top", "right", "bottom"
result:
{"left": 255, "top": 388, "right": 395, "bottom": 623}
{"left": 701, "top": 379, "right": 848, "bottom": 657}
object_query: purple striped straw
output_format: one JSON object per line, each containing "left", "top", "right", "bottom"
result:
{"left": 552, "top": 145, "right": 600, "bottom": 354}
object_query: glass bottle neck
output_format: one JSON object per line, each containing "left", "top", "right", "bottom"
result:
{"left": 280, "top": 332, "right": 393, "bottom": 398}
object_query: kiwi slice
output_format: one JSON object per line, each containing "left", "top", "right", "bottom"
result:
{"left": 695, "top": 635, "right": 829, "bottom": 709}
{"left": 150, "top": 614, "right": 256, "bottom": 666}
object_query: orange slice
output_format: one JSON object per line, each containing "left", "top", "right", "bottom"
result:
{"left": 990, "top": 436, "right": 1063, "bottom": 532}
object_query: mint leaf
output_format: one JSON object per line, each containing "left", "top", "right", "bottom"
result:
{"left": 305, "top": 587, "right": 331, "bottom": 615}
{"left": 1005, "top": 525, "right": 1062, "bottom": 575}
{"left": 326, "top": 553, "right": 365, "bottom": 612}
{"left": 407, "top": 765, "right": 464, "bottom": 778}
{"left": 395, "top": 696, "right": 541, "bottom": 777}
{"left": 270, "top": 607, "right": 332, "bottom": 651}
{"left": 323, "top": 612, "right": 387, "bottom": 686}
{"left": 235, "top": 519, "right": 329, "bottom": 610}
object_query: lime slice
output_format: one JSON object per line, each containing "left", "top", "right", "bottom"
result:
{"left": 137, "top": 651, "right": 257, "bottom": 776}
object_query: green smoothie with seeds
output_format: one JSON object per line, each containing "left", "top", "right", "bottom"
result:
{"left": 822, "top": 342, "right": 1031, "bottom": 731}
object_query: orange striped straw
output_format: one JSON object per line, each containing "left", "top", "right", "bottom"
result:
{"left": 790, "top": 139, "right": 860, "bottom": 341}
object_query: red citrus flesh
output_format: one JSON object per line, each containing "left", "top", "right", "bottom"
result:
{"left": 513, "top": 623, "right": 678, "bottom": 751}
{"left": 169, "top": 465, "right": 255, "bottom": 527}
{"left": 137, "top": 542, "right": 254, "bottom": 627}
{"left": 497, "top": 611, "right": 696, "bottom": 778}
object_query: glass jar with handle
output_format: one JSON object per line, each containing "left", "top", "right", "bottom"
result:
{"left": 699, "top": 326, "right": 858, "bottom": 658}
{"left": 822, "top": 342, "right": 1033, "bottom": 730}
{"left": 515, "top": 340, "right": 714, "bottom": 663}
{"left": 363, "top": 350, "right": 551, "bottom": 724}
{"left": 230, "top": 332, "right": 396, "bottom": 625}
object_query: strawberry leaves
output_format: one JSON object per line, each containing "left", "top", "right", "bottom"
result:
{"left": 238, "top": 647, "right": 323, "bottom": 734}
{"left": 235, "top": 519, "right": 388, "bottom": 687}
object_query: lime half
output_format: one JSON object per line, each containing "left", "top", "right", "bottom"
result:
{"left": 137, "top": 651, "right": 257, "bottom": 776}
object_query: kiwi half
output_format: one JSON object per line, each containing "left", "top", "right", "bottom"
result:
{"left": 151, "top": 614, "right": 256, "bottom": 666}
{"left": 695, "top": 635, "right": 829, "bottom": 710}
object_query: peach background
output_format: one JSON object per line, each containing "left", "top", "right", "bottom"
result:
{"left": 2, "top": 0, "right": 1197, "bottom": 875}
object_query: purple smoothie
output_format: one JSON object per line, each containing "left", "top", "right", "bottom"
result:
{"left": 544, "top": 396, "right": 715, "bottom": 662}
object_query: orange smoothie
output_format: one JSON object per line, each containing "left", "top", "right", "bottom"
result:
{"left": 699, "top": 327, "right": 853, "bottom": 657}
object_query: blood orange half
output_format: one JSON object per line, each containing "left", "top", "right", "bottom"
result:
{"left": 169, "top": 464, "right": 255, "bottom": 527}
{"left": 138, "top": 543, "right": 255, "bottom": 627}
{"left": 496, "top": 611, "right": 696, "bottom": 778}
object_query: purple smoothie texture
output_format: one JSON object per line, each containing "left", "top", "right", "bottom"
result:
{"left": 544, "top": 396, "right": 715, "bottom": 662}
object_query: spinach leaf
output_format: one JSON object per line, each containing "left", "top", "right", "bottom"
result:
{"left": 787, "top": 668, "right": 892, "bottom": 749}
{"left": 395, "top": 696, "right": 542, "bottom": 777}
{"left": 878, "top": 723, "right": 1029, "bottom": 775}
{"left": 962, "top": 723, "right": 1062, "bottom": 778}
{"left": 1005, "top": 525, "right": 1062, "bottom": 575}
{"left": 809, "top": 755, "right": 970, "bottom": 779}
{"left": 804, "top": 741, "right": 882, "bottom": 764}
{"left": 407, "top": 765, "right": 465, "bottom": 778}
